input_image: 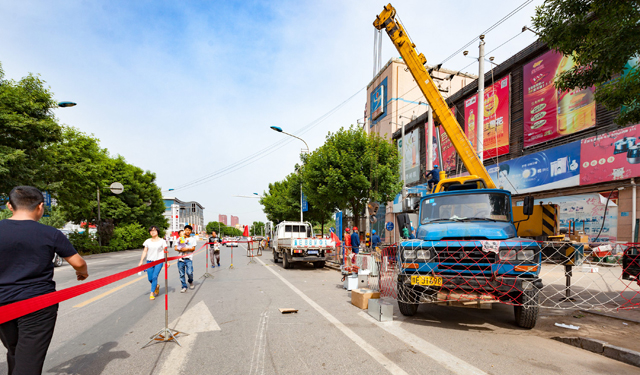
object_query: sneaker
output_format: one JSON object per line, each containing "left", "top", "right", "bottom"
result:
{"left": 150, "top": 293, "right": 155, "bottom": 300}
{"left": 189, "top": 282, "right": 195, "bottom": 289}
{"left": 154, "top": 285, "right": 160, "bottom": 296}
{"left": 181, "top": 288, "right": 187, "bottom": 293}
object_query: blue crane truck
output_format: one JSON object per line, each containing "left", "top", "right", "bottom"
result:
{"left": 397, "top": 188, "right": 542, "bottom": 329}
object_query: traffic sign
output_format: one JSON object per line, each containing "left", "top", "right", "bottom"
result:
{"left": 301, "top": 192, "right": 308, "bottom": 212}
{"left": 110, "top": 182, "right": 124, "bottom": 195}
{"left": 386, "top": 222, "right": 394, "bottom": 231}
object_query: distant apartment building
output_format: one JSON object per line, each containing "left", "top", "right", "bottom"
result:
{"left": 163, "top": 196, "right": 205, "bottom": 235}
{"left": 230, "top": 215, "right": 239, "bottom": 228}
{"left": 218, "top": 214, "right": 228, "bottom": 226}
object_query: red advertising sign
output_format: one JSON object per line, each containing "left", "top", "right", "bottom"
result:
{"left": 464, "top": 76, "right": 510, "bottom": 159}
{"left": 580, "top": 123, "right": 640, "bottom": 185}
{"left": 523, "top": 50, "right": 596, "bottom": 148}
{"left": 437, "top": 107, "right": 457, "bottom": 172}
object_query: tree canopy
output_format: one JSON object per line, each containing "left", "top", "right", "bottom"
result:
{"left": 532, "top": 0, "right": 640, "bottom": 125}
{"left": 302, "top": 125, "right": 401, "bottom": 227}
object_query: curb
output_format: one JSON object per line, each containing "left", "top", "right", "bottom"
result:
{"left": 553, "top": 337, "right": 640, "bottom": 368}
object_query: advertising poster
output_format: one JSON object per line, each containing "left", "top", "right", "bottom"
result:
{"left": 464, "top": 76, "right": 510, "bottom": 158}
{"left": 533, "top": 194, "right": 617, "bottom": 243}
{"left": 398, "top": 128, "right": 420, "bottom": 184}
{"left": 523, "top": 50, "right": 596, "bottom": 148}
{"left": 438, "top": 107, "right": 457, "bottom": 172}
{"left": 370, "top": 77, "right": 388, "bottom": 126}
{"left": 425, "top": 122, "right": 439, "bottom": 168}
{"left": 486, "top": 141, "right": 581, "bottom": 194}
{"left": 580, "top": 123, "right": 640, "bottom": 185}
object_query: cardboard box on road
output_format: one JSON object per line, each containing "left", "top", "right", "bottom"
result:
{"left": 351, "top": 288, "right": 380, "bottom": 309}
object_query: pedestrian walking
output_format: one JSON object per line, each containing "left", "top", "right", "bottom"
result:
{"left": 208, "top": 231, "right": 221, "bottom": 267}
{"left": 138, "top": 226, "right": 167, "bottom": 300}
{"left": 175, "top": 225, "right": 197, "bottom": 292}
{"left": 0, "top": 186, "right": 89, "bottom": 375}
{"left": 425, "top": 164, "right": 441, "bottom": 192}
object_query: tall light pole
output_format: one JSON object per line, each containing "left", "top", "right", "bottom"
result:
{"left": 270, "top": 126, "right": 309, "bottom": 222}
{"left": 389, "top": 120, "right": 406, "bottom": 199}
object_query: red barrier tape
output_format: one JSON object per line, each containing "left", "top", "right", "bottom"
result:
{"left": 0, "top": 243, "right": 210, "bottom": 325}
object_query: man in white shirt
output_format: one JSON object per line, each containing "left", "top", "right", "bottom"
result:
{"left": 175, "top": 225, "right": 197, "bottom": 292}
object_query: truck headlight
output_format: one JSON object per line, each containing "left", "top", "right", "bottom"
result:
{"left": 403, "top": 250, "right": 416, "bottom": 260}
{"left": 499, "top": 249, "right": 517, "bottom": 261}
{"left": 517, "top": 249, "right": 535, "bottom": 261}
{"left": 417, "top": 250, "right": 431, "bottom": 260}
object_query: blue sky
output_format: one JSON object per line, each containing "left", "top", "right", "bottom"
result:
{"left": 1, "top": 0, "right": 544, "bottom": 226}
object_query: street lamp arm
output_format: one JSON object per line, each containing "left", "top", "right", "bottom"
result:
{"left": 280, "top": 131, "right": 309, "bottom": 153}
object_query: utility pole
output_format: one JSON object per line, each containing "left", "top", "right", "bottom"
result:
{"left": 97, "top": 187, "right": 101, "bottom": 246}
{"left": 427, "top": 106, "right": 434, "bottom": 170}
{"left": 401, "top": 120, "right": 406, "bottom": 199}
{"left": 477, "top": 35, "right": 485, "bottom": 162}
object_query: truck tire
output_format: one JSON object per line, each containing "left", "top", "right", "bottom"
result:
{"left": 272, "top": 249, "right": 279, "bottom": 263}
{"left": 514, "top": 288, "right": 539, "bottom": 329}
{"left": 283, "top": 252, "right": 292, "bottom": 269}
{"left": 397, "top": 282, "right": 419, "bottom": 316}
{"left": 313, "top": 261, "right": 325, "bottom": 268}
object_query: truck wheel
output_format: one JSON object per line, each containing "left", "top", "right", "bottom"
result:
{"left": 272, "top": 249, "right": 279, "bottom": 263}
{"left": 283, "top": 252, "right": 292, "bottom": 269}
{"left": 313, "top": 261, "right": 325, "bottom": 268}
{"left": 514, "top": 288, "right": 539, "bottom": 329}
{"left": 53, "top": 254, "right": 64, "bottom": 267}
{"left": 397, "top": 282, "right": 419, "bottom": 316}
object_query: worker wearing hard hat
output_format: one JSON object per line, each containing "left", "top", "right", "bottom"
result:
{"left": 426, "top": 164, "right": 440, "bottom": 192}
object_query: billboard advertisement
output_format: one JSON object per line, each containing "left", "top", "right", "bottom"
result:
{"left": 580, "top": 123, "right": 640, "bottom": 185}
{"left": 464, "top": 75, "right": 510, "bottom": 159}
{"left": 523, "top": 50, "right": 596, "bottom": 148}
{"left": 398, "top": 128, "right": 421, "bottom": 184}
{"left": 370, "top": 78, "right": 388, "bottom": 125}
{"left": 437, "top": 107, "right": 457, "bottom": 172}
{"left": 487, "top": 141, "right": 581, "bottom": 194}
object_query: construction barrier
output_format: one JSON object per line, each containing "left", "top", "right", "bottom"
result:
{"left": 365, "top": 240, "right": 640, "bottom": 311}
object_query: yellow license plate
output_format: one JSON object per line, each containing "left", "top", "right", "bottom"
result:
{"left": 410, "top": 275, "right": 443, "bottom": 286}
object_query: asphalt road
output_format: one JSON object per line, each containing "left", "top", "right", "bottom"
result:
{"left": 0, "top": 242, "right": 637, "bottom": 375}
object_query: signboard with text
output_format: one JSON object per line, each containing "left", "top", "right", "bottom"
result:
{"left": 398, "top": 128, "right": 421, "bottom": 184}
{"left": 487, "top": 141, "right": 581, "bottom": 194}
{"left": 580, "top": 123, "right": 640, "bottom": 185}
{"left": 523, "top": 50, "right": 596, "bottom": 148}
{"left": 464, "top": 76, "right": 510, "bottom": 159}
{"left": 370, "top": 78, "right": 387, "bottom": 124}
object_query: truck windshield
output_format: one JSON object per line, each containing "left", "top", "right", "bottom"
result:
{"left": 420, "top": 193, "right": 511, "bottom": 224}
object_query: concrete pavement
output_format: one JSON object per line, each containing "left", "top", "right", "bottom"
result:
{"left": 0, "top": 242, "right": 637, "bottom": 374}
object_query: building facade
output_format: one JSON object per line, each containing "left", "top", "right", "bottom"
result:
{"left": 230, "top": 215, "right": 239, "bottom": 228}
{"left": 391, "top": 40, "right": 640, "bottom": 244}
{"left": 364, "top": 58, "right": 476, "bottom": 242}
{"left": 218, "top": 214, "right": 228, "bottom": 226}
{"left": 163, "top": 197, "right": 205, "bottom": 235}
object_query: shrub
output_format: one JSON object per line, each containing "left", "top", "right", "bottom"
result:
{"left": 68, "top": 231, "right": 101, "bottom": 254}
{"left": 108, "top": 223, "right": 148, "bottom": 251}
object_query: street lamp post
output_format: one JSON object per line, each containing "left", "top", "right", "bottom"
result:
{"left": 270, "top": 126, "right": 309, "bottom": 222}
{"left": 97, "top": 182, "right": 124, "bottom": 246}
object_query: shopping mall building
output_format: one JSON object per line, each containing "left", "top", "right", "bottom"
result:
{"left": 163, "top": 196, "right": 205, "bottom": 236}
{"left": 368, "top": 40, "right": 639, "bottom": 245}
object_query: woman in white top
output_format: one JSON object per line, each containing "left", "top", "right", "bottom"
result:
{"left": 138, "top": 226, "right": 167, "bottom": 300}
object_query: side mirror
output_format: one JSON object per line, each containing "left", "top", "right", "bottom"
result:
{"left": 523, "top": 196, "right": 534, "bottom": 216}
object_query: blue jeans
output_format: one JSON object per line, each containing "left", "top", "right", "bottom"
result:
{"left": 177, "top": 259, "right": 193, "bottom": 289}
{"left": 147, "top": 261, "right": 164, "bottom": 293}
{"left": 352, "top": 246, "right": 359, "bottom": 254}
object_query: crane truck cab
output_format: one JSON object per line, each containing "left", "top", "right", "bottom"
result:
{"left": 397, "top": 187, "right": 543, "bottom": 328}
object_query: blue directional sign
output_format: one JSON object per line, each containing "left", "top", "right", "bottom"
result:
{"left": 301, "top": 192, "right": 308, "bottom": 212}
{"left": 43, "top": 191, "right": 52, "bottom": 217}
{"left": 386, "top": 221, "right": 394, "bottom": 231}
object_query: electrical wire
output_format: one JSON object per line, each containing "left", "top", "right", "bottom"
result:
{"left": 170, "top": 86, "right": 366, "bottom": 192}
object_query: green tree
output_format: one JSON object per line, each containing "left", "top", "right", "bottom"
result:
{"left": 39, "top": 205, "right": 67, "bottom": 229}
{"left": 302, "top": 125, "right": 401, "bottom": 228}
{"left": 206, "top": 221, "right": 226, "bottom": 234}
{"left": 532, "top": 0, "right": 640, "bottom": 125}
{"left": 259, "top": 173, "right": 301, "bottom": 223}
{"left": 250, "top": 221, "right": 265, "bottom": 236}
{"left": 0, "top": 62, "right": 62, "bottom": 194}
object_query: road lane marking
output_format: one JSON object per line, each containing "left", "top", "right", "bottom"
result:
{"left": 358, "top": 311, "right": 487, "bottom": 375}
{"left": 257, "top": 258, "right": 408, "bottom": 375}
{"left": 249, "top": 311, "right": 269, "bottom": 375}
{"left": 157, "top": 301, "right": 220, "bottom": 375}
{"left": 73, "top": 275, "right": 147, "bottom": 308}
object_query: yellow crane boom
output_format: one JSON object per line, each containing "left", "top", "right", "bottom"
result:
{"left": 374, "top": 3, "right": 496, "bottom": 189}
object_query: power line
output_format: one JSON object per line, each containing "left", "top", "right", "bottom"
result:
{"left": 170, "top": 86, "right": 366, "bottom": 192}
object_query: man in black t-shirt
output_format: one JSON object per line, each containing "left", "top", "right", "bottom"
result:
{"left": 0, "top": 186, "right": 89, "bottom": 375}
{"left": 208, "top": 231, "right": 221, "bottom": 267}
